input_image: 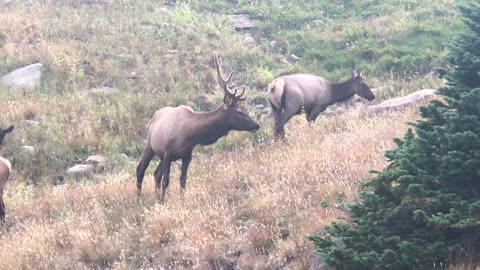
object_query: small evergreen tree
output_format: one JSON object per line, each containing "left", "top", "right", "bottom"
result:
{"left": 310, "top": 2, "right": 480, "bottom": 269}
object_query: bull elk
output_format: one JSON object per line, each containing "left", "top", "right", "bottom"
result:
{"left": 268, "top": 69, "right": 375, "bottom": 139}
{"left": 136, "top": 55, "right": 260, "bottom": 203}
{"left": 0, "top": 125, "right": 14, "bottom": 222}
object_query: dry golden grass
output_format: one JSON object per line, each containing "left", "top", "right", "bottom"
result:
{"left": 0, "top": 106, "right": 421, "bottom": 269}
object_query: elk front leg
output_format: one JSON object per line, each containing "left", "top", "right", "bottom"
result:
{"left": 307, "top": 104, "right": 328, "bottom": 123}
{"left": 136, "top": 145, "right": 154, "bottom": 195}
{"left": 0, "top": 193, "right": 5, "bottom": 222}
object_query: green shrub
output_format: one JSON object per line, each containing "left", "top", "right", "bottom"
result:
{"left": 310, "top": 2, "right": 480, "bottom": 269}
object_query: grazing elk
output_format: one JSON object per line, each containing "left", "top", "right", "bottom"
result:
{"left": 268, "top": 69, "right": 375, "bottom": 139}
{"left": 136, "top": 55, "right": 260, "bottom": 203}
{"left": 0, "top": 125, "right": 14, "bottom": 222}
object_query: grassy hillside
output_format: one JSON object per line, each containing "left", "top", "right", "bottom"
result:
{"left": 0, "top": 108, "right": 421, "bottom": 269}
{"left": 0, "top": 0, "right": 462, "bottom": 268}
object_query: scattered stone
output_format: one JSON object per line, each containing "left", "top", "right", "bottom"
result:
{"left": 289, "top": 54, "right": 301, "bottom": 61}
{"left": 126, "top": 72, "right": 139, "bottom": 79}
{"left": 363, "top": 13, "right": 380, "bottom": 21}
{"left": 228, "top": 14, "right": 256, "bottom": 30}
{"left": 19, "top": 145, "right": 35, "bottom": 156}
{"left": 85, "top": 155, "right": 105, "bottom": 166}
{"left": 324, "top": 106, "right": 348, "bottom": 116}
{"left": 119, "top": 153, "right": 129, "bottom": 160}
{"left": 243, "top": 33, "right": 256, "bottom": 47}
{"left": 310, "top": 19, "right": 324, "bottom": 26}
{"left": 85, "top": 155, "right": 106, "bottom": 173}
{"left": 1, "top": 63, "right": 45, "bottom": 90}
{"left": 367, "top": 89, "right": 436, "bottom": 116}
{"left": 308, "top": 251, "right": 336, "bottom": 270}
{"left": 25, "top": 120, "right": 40, "bottom": 126}
{"left": 157, "top": 7, "right": 174, "bottom": 17}
{"left": 66, "top": 164, "right": 94, "bottom": 178}
{"left": 89, "top": 86, "right": 119, "bottom": 95}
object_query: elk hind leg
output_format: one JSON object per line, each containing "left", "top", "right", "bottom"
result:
{"left": 276, "top": 104, "right": 301, "bottom": 139}
{"left": 156, "top": 153, "right": 172, "bottom": 204}
{"left": 269, "top": 101, "right": 283, "bottom": 138}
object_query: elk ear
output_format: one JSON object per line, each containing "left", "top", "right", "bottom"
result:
{"left": 4, "top": 126, "right": 14, "bottom": 133}
{"left": 352, "top": 68, "right": 358, "bottom": 78}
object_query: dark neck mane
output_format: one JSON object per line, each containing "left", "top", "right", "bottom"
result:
{"left": 192, "top": 105, "right": 230, "bottom": 146}
{"left": 331, "top": 78, "right": 355, "bottom": 104}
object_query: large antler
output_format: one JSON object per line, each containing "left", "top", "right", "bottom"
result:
{"left": 213, "top": 54, "right": 247, "bottom": 104}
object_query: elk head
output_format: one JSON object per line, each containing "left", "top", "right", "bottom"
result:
{"left": 214, "top": 54, "right": 259, "bottom": 133}
{"left": 351, "top": 69, "right": 375, "bottom": 101}
{"left": 0, "top": 126, "right": 14, "bottom": 145}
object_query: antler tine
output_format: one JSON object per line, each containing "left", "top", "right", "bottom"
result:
{"left": 214, "top": 53, "right": 234, "bottom": 94}
{"left": 234, "top": 87, "right": 247, "bottom": 102}
{"left": 237, "top": 87, "right": 245, "bottom": 98}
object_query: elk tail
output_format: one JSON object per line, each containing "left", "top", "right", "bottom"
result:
{"left": 267, "top": 78, "right": 285, "bottom": 112}
{"left": 0, "top": 157, "right": 11, "bottom": 180}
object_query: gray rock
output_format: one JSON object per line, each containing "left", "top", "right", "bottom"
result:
{"left": 228, "top": 14, "right": 256, "bottom": 30}
{"left": 310, "top": 19, "right": 324, "bottom": 26}
{"left": 1, "top": 63, "right": 45, "bottom": 90}
{"left": 158, "top": 7, "right": 174, "bottom": 17}
{"left": 89, "top": 86, "right": 119, "bottom": 95}
{"left": 85, "top": 155, "right": 105, "bottom": 166}
{"left": 309, "top": 251, "right": 336, "bottom": 270}
{"left": 363, "top": 13, "right": 380, "bottom": 21}
{"left": 25, "top": 120, "right": 40, "bottom": 126}
{"left": 289, "top": 54, "right": 301, "bottom": 61}
{"left": 85, "top": 155, "right": 105, "bottom": 173}
{"left": 119, "top": 153, "right": 129, "bottom": 160}
{"left": 19, "top": 145, "right": 35, "bottom": 156}
{"left": 367, "top": 89, "right": 436, "bottom": 116}
{"left": 66, "top": 164, "right": 94, "bottom": 178}
{"left": 243, "top": 33, "right": 256, "bottom": 47}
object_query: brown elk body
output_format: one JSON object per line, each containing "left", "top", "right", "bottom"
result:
{"left": 0, "top": 125, "right": 14, "bottom": 221}
{"left": 136, "top": 55, "right": 260, "bottom": 203}
{"left": 268, "top": 70, "right": 375, "bottom": 139}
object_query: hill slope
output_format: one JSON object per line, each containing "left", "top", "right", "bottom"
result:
{"left": 1, "top": 108, "right": 420, "bottom": 269}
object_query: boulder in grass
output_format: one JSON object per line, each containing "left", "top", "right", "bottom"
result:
{"left": 366, "top": 89, "right": 436, "bottom": 116}
{"left": 1, "top": 63, "right": 45, "bottom": 90}
{"left": 19, "top": 145, "right": 35, "bottom": 156}
{"left": 89, "top": 86, "right": 119, "bottom": 96}
{"left": 85, "top": 155, "right": 106, "bottom": 173}
{"left": 228, "top": 14, "right": 256, "bottom": 31}
{"left": 66, "top": 164, "right": 94, "bottom": 178}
